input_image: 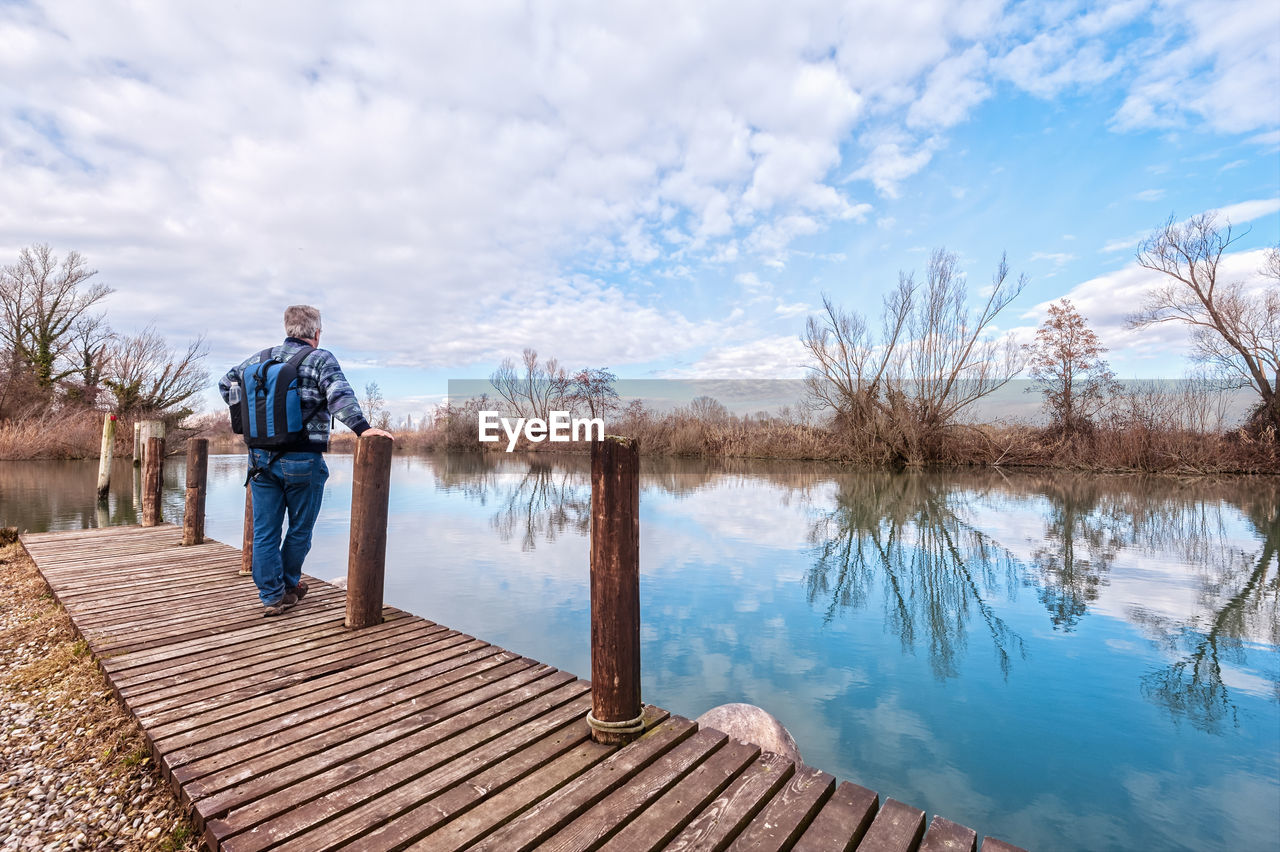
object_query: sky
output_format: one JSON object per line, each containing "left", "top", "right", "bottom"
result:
{"left": 2, "top": 0, "right": 1278, "bottom": 422}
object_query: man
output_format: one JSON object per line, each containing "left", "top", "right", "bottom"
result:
{"left": 219, "top": 305, "right": 393, "bottom": 616}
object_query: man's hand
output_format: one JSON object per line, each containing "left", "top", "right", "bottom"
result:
{"left": 362, "top": 429, "right": 394, "bottom": 440}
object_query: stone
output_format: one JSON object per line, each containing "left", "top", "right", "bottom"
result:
{"left": 694, "top": 703, "right": 803, "bottom": 762}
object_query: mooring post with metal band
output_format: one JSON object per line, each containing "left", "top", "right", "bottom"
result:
{"left": 182, "top": 438, "right": 208, "bottom": 546}
{"left": 588, "top": 435, "right": 645, "bottom": 745}
{"left": 346, "top": 433, "right": 394, "bottom": 629}
{"left": 141, "top": 435, "right": 164, "bottom": 527}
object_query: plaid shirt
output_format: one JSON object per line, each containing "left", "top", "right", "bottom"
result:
{"left": 219, "top": 337, "right": 370, "bottom": 452}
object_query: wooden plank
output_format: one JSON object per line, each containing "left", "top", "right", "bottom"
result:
{"left": 411, "top": 732, "right": 619, "bottom": 852}
{"left": 729, "top": 764, "right": 835, "bottom": 851}
{"left": 110, "top": 612, "right": 414, "bottom": 689}
{"left": 206, "top": 668, "right": 579, "bottom": 849}
{"left": 979, "top": 839, "right": 1028, "bottom": 852}
{"left": 173, "top": 653, "right": 534, "bottom": 797}
{"left": 255, "top": 690, "right": 600, "bottom": 852}
{"left": 190, "top": 673, "right": 590, "bottom": 820}
{"left": 83, "top": 592, "right": 349, "bottom": 655}
{"left": 97, "top": 598, "right": 365, "bottom": 673}
{"left": 143, "top": 627, "right": 469, "bottom": 737}
{"left": 353, "top": 711, "right": 607, "bottom": 851}
{"left": 794, "top": 780, "right": 879, "bottom": 852}
{"left": 131, "top": 622, "right": 449, "bottom": 719}
{"left": 543, "top": 727, "right": 730, "bottom": 851}
{"left": 160, "top": 643, "right": 505, "bottom": 768}
{"left": 469, "top": 715, "right": 698, "bottom": 852}
{"left": 664, "top": 751, "right": 795, "bottom": 852}
{"left": 858, "top": 798, "right": 926, "bottom": 852}
{"left": 918, "top": 817, "right": 977, "bottom": 852}
{"left": 600, "top": 737, "right": 760, "bottom": 852}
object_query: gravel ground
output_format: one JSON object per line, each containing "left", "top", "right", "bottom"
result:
{"left": 0, "top": 539, "right": 201, "bottom": 852}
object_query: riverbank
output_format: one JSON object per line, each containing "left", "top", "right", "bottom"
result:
{"left": 0, "top": 540, "right": 199, "bottom": 852}
{"left": 5, "top": 408, "right": 1276, "bottom": 475}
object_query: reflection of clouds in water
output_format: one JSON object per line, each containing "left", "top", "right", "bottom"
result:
{"left": 904, "top": 765, "right": 996, "bottom": 835}
{"left": 1218, "top": 665, "right": 1278, "bottom": 700}
{"left": 1121, "top": 768, "right": 1280, "bottom": 852}
{"left": 648, "top": 477, "right": 822, "bottom": 551}
{"left": 997, "top": 794, "right": 1126, "bottom": 852}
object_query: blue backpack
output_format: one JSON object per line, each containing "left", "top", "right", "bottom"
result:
{"left": 238, "top": 346, "right": 322, "bottom": 449}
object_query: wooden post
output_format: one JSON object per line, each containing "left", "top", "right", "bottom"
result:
{"left": 240, "top": 486, "right": 254, "bottom": 575}
{"left": 182, "top": 438, "right": 208, "bottom": 545}
{"left": 141, "top": 435, "right": 164, "bottom": 527}
{"left": 137, "top": 419, "right": 165, "bottom": 469}
{"left": 96, "top": 413, "right": 117, "bottom": 501}
{"left": 589, "top": 435, "right": 643, "bottom": 745}
{"left": 346, "top": 434, "right": 393, "bottom": 629}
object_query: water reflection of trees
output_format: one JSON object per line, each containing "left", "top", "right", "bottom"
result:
{"left": 1132, "top": 484, "right": 1279, "bottom": 732}
{"left": 806, "top": 471, "right": 1027, "bottom": 679}
{"left": 999, "top": 473, "right": 1279, "bottom": 732}
{"left": 489, "top": 459, "right": 590, "bottom": 550}
{"left": 1024, "top": 476, "right": 1127, "bottom": 631}
{"left": 0, "top": 458, "right": 183, "bottom": 531}
{"left": 424, "top": 453, "right": 1279, "bottom": 730}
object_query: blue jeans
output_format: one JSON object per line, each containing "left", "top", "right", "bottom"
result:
{"left": 249, "top": 449, "right": 329, "bottom": 605}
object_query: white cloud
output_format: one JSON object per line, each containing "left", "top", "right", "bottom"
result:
{"left": 0, "top": 0, "right": 1274, "bottom": 389}
{"left": 1110, "top": 0, "right": 1280, "bottom": 134}
{"left": 664, "top": 335, "right": 813, "bottom": 380}
{"left": 1024, "top": 247, "right": 1274, "bottom": 370}
{"left": 774, "top": 301, "right": 812, "bottom": 318}
{"left": 907, "top": 46, "right": 991, "bottom": 129}
{"left": 1210, "top": 198, "right": 1280, "bottom": 226}
{"left": 1134, "top": 189, "right": 1166, "bottom": 201}
{"left": 1100, "top": 197, "right": 1280, "bottom": 253}
{"left": 849, "top": 139, "right": 938, "bottom": 199}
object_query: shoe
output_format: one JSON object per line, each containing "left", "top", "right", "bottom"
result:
{"left": 288, "top": 579, "right": 309, "bottom": 601}
{"left": 263, "top": 591, "right": 299, "bottom": 617}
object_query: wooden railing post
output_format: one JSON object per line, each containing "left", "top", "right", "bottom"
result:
{"left": 96, "top": 412, "right": 116, "bottom": 501}
{"left": 588, "top": 435, "right": 643, "bottom": 745}
{"left": 240, "top": 486, "right": 254, "bottom": 576}
{"left": 183, "top": 438, "right": 208, "bottom": 545}
{"left": 346, "top": 434, "right": 393, "bottom": 629}
{"left": 141, "top": 435, "right": 165, "bottom": 527}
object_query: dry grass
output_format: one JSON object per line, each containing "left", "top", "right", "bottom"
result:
{"left": 0, "top": 409, "right": 106, "bottom": 460}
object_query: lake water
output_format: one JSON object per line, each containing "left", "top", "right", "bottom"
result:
{"left": 2, "top": 453, "right": 1277, "bottom": 851}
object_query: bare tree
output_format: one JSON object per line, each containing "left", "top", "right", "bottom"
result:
{"left": 1131, "top": 215, "right": 1279, "bottom": 433}
{"left": 803, "top": 248, "right": 1027, "bottom": 462}
{"left": 688, "top": 395, "right": 729, "bottom": 423}
{"left": 102, "top": 327, "right": 208, "bottom": 419}
{"left": 568, "top": 367, "right": 619, "bottom": 420}
{"left": 0, "top": 244, "right": 112, "bottom": 390}
{"left": 62, "top": 313, "right": 114, "bottom": 405}
{"left": 362, "top": 380, "right": 386, "bottom": 425}
{"left": 490, "top": 348, "right": 569, "bottom": 421}
{"left": 1027, "top": 299, "right": 1118, "bottom": 433}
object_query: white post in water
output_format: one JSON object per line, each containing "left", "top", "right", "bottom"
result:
{"left": 133, "top": 421, "right": 142, "bottom": 468}
{"left": 96, "top": 413, "right": 117, "bottom": 501}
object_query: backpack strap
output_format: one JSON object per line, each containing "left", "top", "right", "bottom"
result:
{"left": 283, "top": 346, "right": 325, "bottom": 426}
{"left": 284, "top": 345, "right": 314, "bottom": 369}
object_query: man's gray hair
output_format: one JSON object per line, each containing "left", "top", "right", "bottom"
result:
{"left": 284, "top": 305, "right": 322, "bottom": 340}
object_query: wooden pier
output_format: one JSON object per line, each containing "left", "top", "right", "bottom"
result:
{"left": 19, "top": 523, "right": 1027, "bottom": 851}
